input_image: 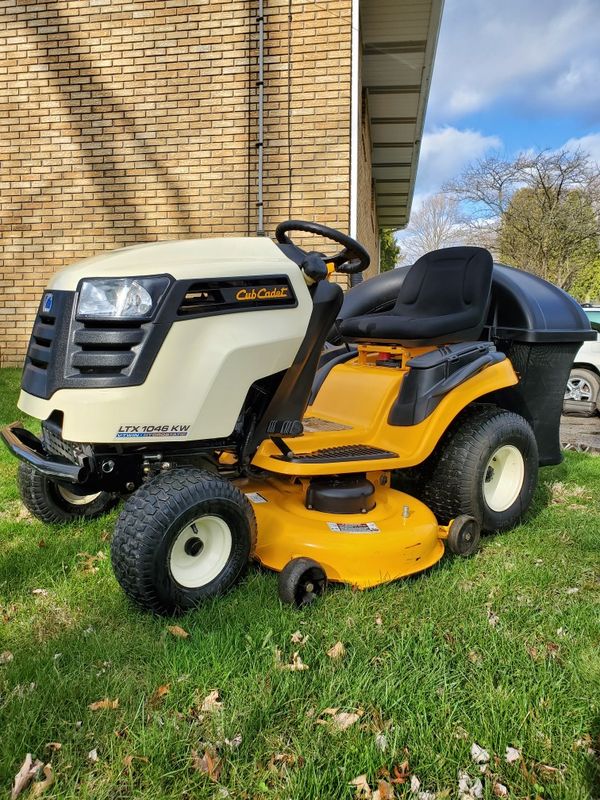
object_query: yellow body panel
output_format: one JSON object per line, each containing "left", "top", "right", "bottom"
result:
{"left": 239, "top": 475, "right": 447, "bottom": 588}
{"left": 251, "top": 356, "right": 518, "bottom": 475}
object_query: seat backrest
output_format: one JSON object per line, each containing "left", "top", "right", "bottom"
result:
{"left": 393, "top": 246, "right": 493, "bottom": 323}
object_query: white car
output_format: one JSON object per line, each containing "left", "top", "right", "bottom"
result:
{"left": 563, "top": 305, "right": 600, "bottom": 416}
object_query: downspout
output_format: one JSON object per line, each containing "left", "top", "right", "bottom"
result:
{"left": 256, "top": 0, "right": 265, "bottom": 236}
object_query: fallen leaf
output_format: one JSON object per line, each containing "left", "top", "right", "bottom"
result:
{"left": 375, "top": 614, "right": 383, "bottom": 626}
{"left": 276, "top": 649, "right": 309, "bottom": 671}
{"left": 350, "top": 774, "right": 372, "bottom": 799}
{"left": 416, "top": 792, "right": 436, "bottom": 800}
{"left": 30, "top": 764, "right": 54, "bottom": 797}
{"left": 11, "top": 754, "right": 42, "bottom": 800}
{"left": 268, "top": 752, "right": 304, "bottom": 774}
{"left": 505, "top": 746, "right": 521, "bottom": 764}
{"left": 391, "top": 760, "right": 410, "bottom": 784}
{"left": 191, "top": 748, "right": 222, "bottom": 782}
{"left": 373, "top": 778, "right": 395, "bottom": 799}
{"left": 224, "top": 733, "right": 242, "bottom": 749}
{"left": 0, "top": 650, "right": 14, "bottom": 665}
{"left": 88, "top": 698, "right": 119, "bottom": 711}
{"left": 486, "top": 608, "right": 500, "bottom": 627}
{"left": 458, "top": 770, "right": 483, "bottom": 799}
{"left": 45, "top": 743, "right": 61, "bottom": 752}
{"left": 200, "top": 689, "right": 223, "bottom": 712}
{"left": 78, "top": 551, "right": 106, "bottom": 574}
{"left": 409, "top": 774, "right": 420, "bottom": 793}
{"left": 375, "top": 732, "right": 388, "bottom": 752}
{"left": 327, "top": 641, "right": 346, "bottom": 660}
{"left": 31, "top": 589, "right": 48, "bottom": 596}
{"left": 471, "top": 742, "right": 490, "bottom": 764}
{"left": 149, "top": 684, "right": 170, "bottom": 708}
{"left": 167, "top": 624, "right": 190, "bottom": 638}
{"left": 536, "top": 763, "right": 564, "bottom": 781}
{"left": 123, "top": 754, "right": 149, "bottom": 768}
{"left": 492, "top": 782, "right": 508, "bottom": 797}
{"left": 546, "top": 642, "right": 560, "bottom": 659}
{"left": 566, "top": 587, "right": 579, "bottom": 595}
{"left": 317, "top": 707, "right": 363, "bottom": 731}
{"left": 290, "top": 630, "right": 308, "bottom": 644}
{"left": 87, "top": 748, "right": 99, "bottom": 763}
{"left": 467, "top": 650, "right": 481, "bottom": 664}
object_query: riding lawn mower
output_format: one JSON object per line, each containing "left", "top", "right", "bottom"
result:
{"left": 1, "top": 221, "right": 594, "bottom": 613}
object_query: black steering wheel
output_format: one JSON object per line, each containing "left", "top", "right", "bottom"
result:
{"left": 275, "top": 220, "right": 370, "bottom": 275}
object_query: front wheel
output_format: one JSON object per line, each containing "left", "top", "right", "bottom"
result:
{"left": 17, "top": 462, "right": 118, "bottom": 523}
{"left": 418, "top": 406, "right": 539, "bottom": 533}
{"left": 111, "top": 468, "right": 256, "bottom": 615}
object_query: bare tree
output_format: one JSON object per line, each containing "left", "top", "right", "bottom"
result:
{"left": 399, "top": 194, "right": 469, "bottom": 264}
{"left": 445, "top": 149, "right": 600, "bottom": 290}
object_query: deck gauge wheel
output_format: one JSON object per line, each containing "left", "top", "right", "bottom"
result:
{"left": 447, "top": 515, "right": 481, "bottom": 557}
{"left": 278, "top": 557, "right": 328, "bottom": 607}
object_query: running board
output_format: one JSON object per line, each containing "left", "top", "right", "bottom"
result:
{"left": 271, "top": 439, "right": 398, "bottom": 464}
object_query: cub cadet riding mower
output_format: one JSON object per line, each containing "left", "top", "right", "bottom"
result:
{"left": 2, "top": 221, "right": 594, "bottom": 613}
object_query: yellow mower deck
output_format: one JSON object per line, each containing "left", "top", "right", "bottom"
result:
{"left": 239, "top": 474, "right": 448, "bottom": 588}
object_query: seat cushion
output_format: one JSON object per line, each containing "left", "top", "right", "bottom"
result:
{"left": 339, "top": 246, "right": 493, "bottom": 345}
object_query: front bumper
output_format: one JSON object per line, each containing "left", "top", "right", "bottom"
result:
{"left": 0, "top": 422, "right": 86, "bottom": 483}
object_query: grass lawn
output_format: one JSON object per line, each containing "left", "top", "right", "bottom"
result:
{"left": 0, "top": 366, "right": 599, "bottom": 799}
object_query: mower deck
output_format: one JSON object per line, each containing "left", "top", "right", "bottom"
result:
{"left": 239, "top": 475, "right": 447, "bottom": 588}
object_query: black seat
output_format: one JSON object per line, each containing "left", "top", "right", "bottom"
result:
{"left": 338, "top": 246, "right": 494, "bottom": 346}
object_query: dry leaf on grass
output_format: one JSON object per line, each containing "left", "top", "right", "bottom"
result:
{"left": 317, "top": 707, "right": 363, "bottom": 731}
{"left": 566, "top": 587, "right": 579, "bottom": 595}
{"left": 390, "top": 760, "right": 410, "bottom": 784}
{"left": 87, "top": 749, "right": 99, "bottom": 763}
{"left": 268, "top": 752, "right": 304, "bottom": 774}
{"left": 350, "top": 774, "right": 372, "bottom": 799}
{"left": 290, "top": 630, "right": 308, "bottom": 644}
{"left": 78, "top": 551, "right": 106, "bottom": 574}
{"left": 123, "top": 755, "right": 149, "bottom": 768}
{"left": 536, "top": 763, "right": 565, "bottom": 780}
{"left": 167, "top": 624, "right": 190, "bottom": 638}
{"left": 200, "top": 689, "right": 223, "bottom": 712}
{"left": 470, "top": 743, "right": 490, "bottom": 765}
{"left": 149, "top": 684, "right": 170, "bottom": 708}
{"left": 11, "top": 754, "right": 43, "bottom": 800}
{"left": 45, "top": 743, "right": 61, "bottom": 752}
{"left": 30, "top": 764, "right": 54, "bottom": 798}
{"left": 275, "top": 648, "right": 309, "bottom": 671}
{"left": 505, "top": 746, "right": 521, "bottom": 764}
{"left": 457, "top": 770, "right": 483, "bottom": 799}
{"left": 375, "top": 614, "right": 383, "bottom": 626}
{"left": 327, "top": 641, "right": 346, "bottom": 660}
{"left": 375, "top": 732, "right": 388, "bottom": 752}
{"left": 31, "top": 589, "right": 48, "bottom": 597}
{"left": 191, "top": 748, "right": 222, "bottom": 782}
{"left": 373, "top": 778, "right": 395, "bottom": 799}
{"left": 0, "top": 650, "right": 14, "bottom": 665}
{"left": 492, "top": 782, "right": 508, "bottom": 797}
{"left": 486, "top": 608, "right": 500, "bottom": 627}
{"left": 88, "top": 698, "right": 119, "bottom": 711}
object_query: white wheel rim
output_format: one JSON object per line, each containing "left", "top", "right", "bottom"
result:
{"left": 169, "top": 515, "right": 232, "bottom": 588}
{"left": 57, "top": 486, "right": 102, "bottom": 506}
{"left": 482, "top": 445, "right": 525, "bottom": 512}
{"left": 565, "top": 376, "right": 593, "bottom": 402}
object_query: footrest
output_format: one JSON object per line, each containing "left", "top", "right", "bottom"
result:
{"left": 275, "top": 443, "right": 398, "bottom": 464}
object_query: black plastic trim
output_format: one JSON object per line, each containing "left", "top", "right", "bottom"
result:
{"left": 0, "top": 422, "right": 85, "bottom": 483}
{"left": 389, "top": 342, "right": 505, "bottom": 426}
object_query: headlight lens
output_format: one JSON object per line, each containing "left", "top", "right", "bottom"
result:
{"left": 77, "top": 277, "right": 169, "bottom": 319}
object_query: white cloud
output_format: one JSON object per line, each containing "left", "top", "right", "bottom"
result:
{"left": 413, "top": 127, "right": 502, "bottom": 199}
{"left": 563, "top": 132, "right": 600, "bottom": 166}
{"left": 428, "top": 0, "right": 600, "bottom": 122}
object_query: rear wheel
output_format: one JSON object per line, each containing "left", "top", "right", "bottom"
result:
{"left": 111, "top": 468, "right": 256, "bottom": 615}
{"left": 17, "top": 462, "right": 118, "bottom": 523}
{"left": 417, "top": 406, "right": 538, "bottom": 533}
{"left": 563, "top": 368, "right": 600, "bottom": 416}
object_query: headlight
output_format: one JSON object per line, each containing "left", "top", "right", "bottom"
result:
{"left": 77, "top": 277, "right": 170, "bottom": 319}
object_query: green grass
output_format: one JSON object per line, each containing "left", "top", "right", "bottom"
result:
{"left": 0, "top": 366, "right": 599, "bottom": 799}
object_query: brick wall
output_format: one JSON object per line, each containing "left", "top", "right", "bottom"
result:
{"left": 0, "top": 0, "right": 352, "bottom": 366}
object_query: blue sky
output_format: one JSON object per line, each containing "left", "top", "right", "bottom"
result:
{"left": 412, "top": 0, "right": 600, "bottom": 201}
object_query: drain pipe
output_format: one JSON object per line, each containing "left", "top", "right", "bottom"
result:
{"left": 256, "top": 0, "right": 265, "bottom": 235}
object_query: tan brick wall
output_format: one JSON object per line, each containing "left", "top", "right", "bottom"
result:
{"left": 356, "top": 90, "right": 379, "bottom": 279}
{"left": 0, "top": 0, "right": 352, "bottom": 366}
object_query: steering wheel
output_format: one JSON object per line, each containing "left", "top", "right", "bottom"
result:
{"left": 275, "top": 220, "right": 371, "bottom": 275}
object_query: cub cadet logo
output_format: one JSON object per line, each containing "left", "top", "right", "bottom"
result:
{"left": 236, "top": 286, "right": 289, "bottom": 301}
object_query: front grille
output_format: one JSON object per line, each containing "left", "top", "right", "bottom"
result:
{"left": 69, "top": 320, "right": 147, "bottom": 377}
